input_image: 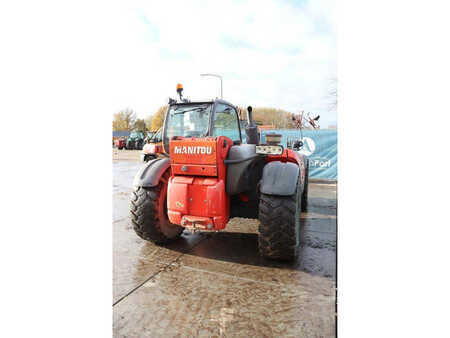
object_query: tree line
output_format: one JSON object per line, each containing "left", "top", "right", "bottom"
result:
{"left": 112, "top": 107, "right": 166, "bottom": 133}
{"left": 113, "top": 105, "right": 318, "bottom": 133}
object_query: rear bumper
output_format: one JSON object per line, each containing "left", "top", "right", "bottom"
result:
{"left": 167, "top": 176, "right": 229, "bottom": 230}
{"left": 167, "top": 214, "right": 228, "bottom": 232}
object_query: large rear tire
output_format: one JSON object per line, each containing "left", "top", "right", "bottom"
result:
{"left": 258, "top": 179, "right": 301, "bottom": 261}
{"left": 130, "top": 171, "right": 183, "bottom": 244}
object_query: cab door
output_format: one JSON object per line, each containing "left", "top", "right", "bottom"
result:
{"left": 212, "top": 104, "right": 242, "bottom": 144}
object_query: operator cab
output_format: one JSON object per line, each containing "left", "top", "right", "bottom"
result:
{"left": 163, "top": 83, "right": 260, "bottom": 153}
{"left": 161, "top": 84, "right": 274, "bottom": 201}
{"left": 162, "top": 99, "right": 243, "bottom": 154}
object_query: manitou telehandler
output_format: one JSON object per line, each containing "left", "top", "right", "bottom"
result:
{"left": 130, "top": 84, "right": 309, "bottom": 260}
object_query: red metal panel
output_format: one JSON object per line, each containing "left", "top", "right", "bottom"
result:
{"left": 167, "top": 179, "right": 188, "bottom": 215}
{"left": 167, "top": 176, "right": 229, "bottom": 230}
{"left": 170, "top": 138, "right": 217, "bottom": 165}
{"left": 171, "top": 164, "right": 217, "bottom": 177}
{"left": 201, "top": 178, "right": 218, "bottom": 186}
{"left": 172, "top": 176, "right": 194, "bottom": 184}
{"left": 166, "top": 136, "right": 232, "bottom": 230}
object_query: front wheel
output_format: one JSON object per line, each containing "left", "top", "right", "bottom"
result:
{"left": 130, "top": 172, "right": 183, "bottom": 244}
{"left": 258, "top": 180, "right": 301, "bottom": 260}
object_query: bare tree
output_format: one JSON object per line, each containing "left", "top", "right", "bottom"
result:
{"left": 112, "top": 108, "right": 137, "bottom": 131}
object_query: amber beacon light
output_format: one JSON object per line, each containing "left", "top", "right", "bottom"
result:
{"left": 176, "top": 83, "right": 183, "bottom": 100}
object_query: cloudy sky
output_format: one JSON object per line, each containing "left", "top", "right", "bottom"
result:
{"left": 116, "top": 0, "right": 336, "bottom": 127}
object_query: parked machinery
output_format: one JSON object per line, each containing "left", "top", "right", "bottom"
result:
{"left": 130, "top": 84, "right": 309, "bottom": 260}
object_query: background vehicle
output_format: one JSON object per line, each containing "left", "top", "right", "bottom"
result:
{"left": 114, "top": 138, "right": 126, "bottom": 150}
{"left": 141, "top": 128, "right": 163, "bottom": 162}
{"left": 130, "top": 85, "right": 309, "bottom": 260}
{"left": 126, "top": 131, "right": 145, "bottom": 150}
{"left": 144, "top": 130, "right": 156, "bottom": 143}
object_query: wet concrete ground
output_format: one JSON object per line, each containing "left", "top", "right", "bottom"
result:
{"left": 113, "top": 151, "right": 337, "bottom": 337}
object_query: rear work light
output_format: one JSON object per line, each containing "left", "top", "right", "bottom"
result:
{"left": 255, "top": 145, "right": 284, "bottom": 155}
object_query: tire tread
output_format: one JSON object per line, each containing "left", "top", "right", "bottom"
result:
{"left": 130, "top": 185, "right": 182, "bottom": 244}
{"left": 258, "top": 190, "right": 300, "bottom": 260}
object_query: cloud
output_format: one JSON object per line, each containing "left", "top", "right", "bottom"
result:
{"left": 115, "top": 0, "right": 336, "bottom": 126}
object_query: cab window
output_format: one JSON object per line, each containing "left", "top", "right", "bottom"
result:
{"left": 212, "top": 104, "right": 241, "bottom": 142}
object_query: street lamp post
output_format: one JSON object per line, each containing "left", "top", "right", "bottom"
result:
{"left": 200, "top": 73, "right": 223, "bottom": 99}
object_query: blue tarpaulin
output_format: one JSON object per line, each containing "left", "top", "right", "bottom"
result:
{"left": 260, "top": 129, "right": 337, "bottom": 180}
{"left": 113, "top": 131, "right": 131, "bottom": 138}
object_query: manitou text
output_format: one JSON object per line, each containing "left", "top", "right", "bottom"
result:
{"left": 173, "top": 146, "right": 213, "bottom": 155}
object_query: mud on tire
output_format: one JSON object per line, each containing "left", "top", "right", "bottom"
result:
{"left": 258, "top": 182, "right": 301, "bottom": 261}
{"left": 130, "top": 175, "right": 183, "bottom": 244}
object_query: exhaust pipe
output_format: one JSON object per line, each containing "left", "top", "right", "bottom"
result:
{"left": 247, "top": 106, "right": 255, "bottom": 127}
{"left": 245, "top": 106, "right": 259, "bottom": 145}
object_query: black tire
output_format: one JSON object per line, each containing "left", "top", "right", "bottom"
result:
{"left": 258, "top": 178, "right": 301, "bottom": 261}
{"left": 301, "top": 162, "right": 309, "bottom": 211}
{"left": 118, "top": 147, "right": 123, "bottom": 150}
{"left": 130, "top": 172, "right": 183, "bottom": 244}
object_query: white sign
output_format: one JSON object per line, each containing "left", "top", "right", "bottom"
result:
{"left": 298, "top": 137, "right": 316, "bottom": 156}
{"left": 310, "top": 158, "right": 331, "bottom": 168}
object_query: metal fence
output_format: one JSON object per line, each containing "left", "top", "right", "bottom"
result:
{"left": 260, "top": 129, "right": 337, "bottom": 180}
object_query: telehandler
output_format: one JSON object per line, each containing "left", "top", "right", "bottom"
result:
{"left": 130, "top": 84, "right": 309, "bottom": 260}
